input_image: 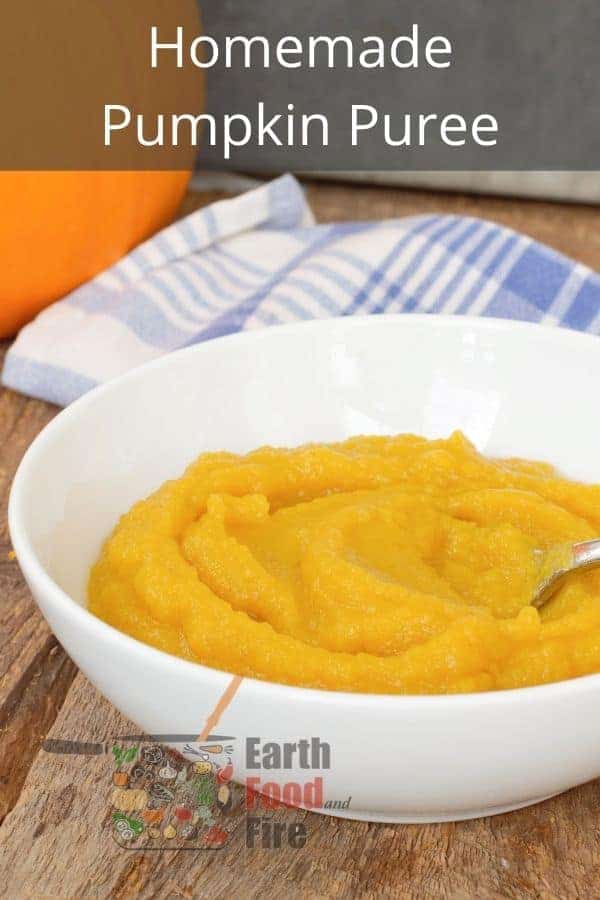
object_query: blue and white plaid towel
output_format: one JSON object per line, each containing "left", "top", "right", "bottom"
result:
{"left": 3, "top": 174, "right": 600, "bottom": 407}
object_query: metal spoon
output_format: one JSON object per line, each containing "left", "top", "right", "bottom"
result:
{"left": 531, "top": 539, "right": 600, "bottom": 609}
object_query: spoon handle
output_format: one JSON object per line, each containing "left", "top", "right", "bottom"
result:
{"left": 573, "top": 539, "right": 600, "bottom": 570}
{"left": 532, "top": 538, "right": 600, "bottom": 609}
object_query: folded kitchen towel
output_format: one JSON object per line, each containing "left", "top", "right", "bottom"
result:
{"left": 3, "top": 173, "right": 600, "bottom": 406}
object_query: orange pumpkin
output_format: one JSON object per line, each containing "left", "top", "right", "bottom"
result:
{"left": 0, "top": 170, "right": 191, "bottom": 337}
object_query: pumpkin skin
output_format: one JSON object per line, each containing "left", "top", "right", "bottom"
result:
{"left": 0, "top": 170, "right": 191, "bottom": 337}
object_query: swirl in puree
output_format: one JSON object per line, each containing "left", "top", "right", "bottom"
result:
{"left": 88, "top": 432, "right": 600, "bottom": 694}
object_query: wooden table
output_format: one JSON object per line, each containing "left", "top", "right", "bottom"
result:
{"left": 1, "top": 179, "right": 599, "bottom": 898}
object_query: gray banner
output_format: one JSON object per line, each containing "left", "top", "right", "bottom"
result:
{"left": 200, "top": 0, "right": 600, "bottom": 171}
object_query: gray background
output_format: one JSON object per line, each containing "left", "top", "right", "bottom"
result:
{"left": 199, "top": 0, "right": 600, "bottom": 170}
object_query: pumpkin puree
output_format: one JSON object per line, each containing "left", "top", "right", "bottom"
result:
{"left": 88, "top": 432, "right": 600, "bottom": 694}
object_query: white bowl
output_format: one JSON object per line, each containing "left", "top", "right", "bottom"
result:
{"left": 9, "top": 315, "right": 600, "bottom": 823}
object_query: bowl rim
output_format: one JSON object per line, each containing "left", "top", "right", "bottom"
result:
{"left": 9, "top": 312, "right": 600, "bottom": 709}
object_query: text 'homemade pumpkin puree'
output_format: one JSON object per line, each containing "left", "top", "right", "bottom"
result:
{"left": 88, "top": 433, "right": 600, "bottom": 694}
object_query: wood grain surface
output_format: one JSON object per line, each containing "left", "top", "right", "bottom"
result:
{"left": 1, "top": 179, "right": 599, "bottom": 899}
